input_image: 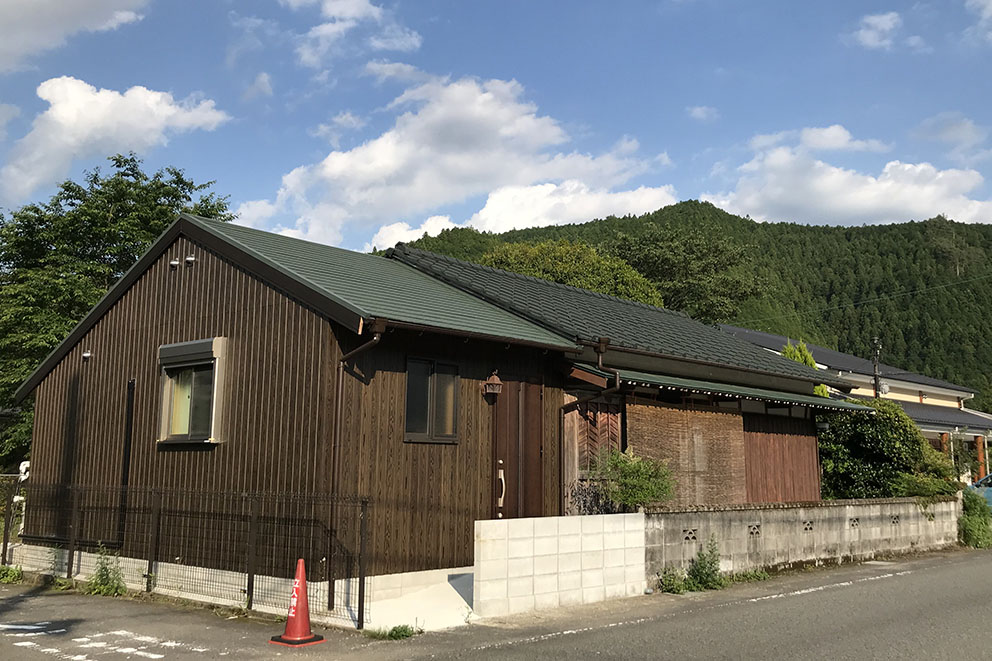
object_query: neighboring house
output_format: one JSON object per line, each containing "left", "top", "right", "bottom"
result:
{"left": 722, "top": 325, "right": 992, "bottom": 480}
{"left": 13, "top": 215, "right": 866, "bottom": 578}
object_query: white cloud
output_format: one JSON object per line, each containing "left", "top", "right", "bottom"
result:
{"left": 749, "top": 125, "right": 889, "bottom": 153}
{"left": 369, "top": 24, "right": 422, "bottom": 52}
{"left": 365, "top": 215, "right": 456, "bottom": 251}
{"left": 916, "top": 111, "right": 991, "bottom": 165}
{"left": 704, "top": 129, "right": 992, "bottom": 225}
{"left": 798, "top": 125, "right": 889, "bottom": 152}
{"left": 243, "top": 72, "right": 274, "bottom": 100}
{"left": 297, "top": 20, "right": 358, "bottom": 68}
{"left": 0, "top": 103, "right": 19, "bottom": 141}
{"left": 966, "top": 0, "right": 992, "bottom": 42}
{"left": 284, "top": 0, "right": 418, "bottom": 67}
{"left": 310, "top": 110, "right": 367, "bottom": 146}
{"left": 280, "top": 0, "right": 382, "bottom": 21}
{"left": 904, "top": 35, "right": 932, "bottom": 53}
{"left": 235, "top": 199, "right": 280, "bottom": 228}
{"left": 851, "top": 12, "right": 902, "bottom": 50}
{"left": 686, "top": 106, "right": 719, "bottom": 122}
{"left": 465, "top": 181, "right": 678, "bottom": 234}
{"left": 0, "top": 0, "right": 146, "bottom": 72}
{"left": 227, "top": 14, "right": 288, "bottom": 68}
{"left": 364, "top": 60, "right": 434, "bottom": 84}
{"left": 0, "top": 76, "right": 229, "bottom": 203}
{"left": 241, "top": 75, "right": 669, "bottom": 245}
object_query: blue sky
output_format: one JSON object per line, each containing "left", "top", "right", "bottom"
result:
{"left": 1, "top": 1, "right": 991, "bottom": 250}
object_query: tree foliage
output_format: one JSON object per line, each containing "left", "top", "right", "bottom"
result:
{"left": 781, "top": 340, "right": 829, "bottom": 397}
{"left": 0, "top": 154, "right": 233, "bottom": 470}
{"left": 479, "top": 240, "right": 665, "bottom": 307}
{"left": 603, "top": 225, "right": 761, "bottom": 323}
{"left": 817, "top": 399, "right": 956, "bottom": 499}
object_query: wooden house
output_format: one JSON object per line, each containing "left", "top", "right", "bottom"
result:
{"left": 14, "top": 215, "right": 865, "bottom": 576}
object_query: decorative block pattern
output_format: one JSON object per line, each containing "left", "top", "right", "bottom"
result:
{"left": 644, "top": 496, "right": 961, "bottom": 577}
{"left": 474, "top": 513, "right": 645, "bottom": 618}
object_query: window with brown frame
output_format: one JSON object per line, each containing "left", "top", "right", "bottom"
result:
{"left": 405, "top": 358, "right": 458, "bottom": 443}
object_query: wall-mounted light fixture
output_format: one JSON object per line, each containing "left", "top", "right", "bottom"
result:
{"left": 82, "top": 350, "right": 92, "bottom": 362}
{"left": 482, "top": 371, "right": 503, "bottom": 396}
{"left": 169, "top": 258, "right": 180, "bottom": 270}
{"left": 185, "top": 255, "right": 196, "bottom": 267}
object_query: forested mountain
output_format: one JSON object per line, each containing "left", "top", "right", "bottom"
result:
{"left": 409, "top": 201, "right": 992, "bottom": 411}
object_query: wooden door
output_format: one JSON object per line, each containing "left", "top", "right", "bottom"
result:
{"left": 494, "top": 379, "right": 544, "bottom": 518}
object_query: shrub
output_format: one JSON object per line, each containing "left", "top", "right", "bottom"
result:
{"left": 728, "top": 568, "right": 769, "bottom": 583}
{"left": 657, "top": 567, "right": 687, "bottom": 594}
{"left": 686, "top": 536, "right": 726, "bottom": 591}
{"left": 890, "top": 472, "right": 959, "bottom": 498}
{"left": 80, "top": 545, "right": 127, "bottom": 597}
{"left": 592, "top": 449, "right": 674, "bottom": 511}
{"left": 0, "top": 565, "right": 22, "bottom": 584}
{"left": 960, "top": 489, "right": 992, "bottom": 548}
{"left": 819, "top": 399, "right": 958, "bottom": 499}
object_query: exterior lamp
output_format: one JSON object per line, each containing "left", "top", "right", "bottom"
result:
{"left": 482, "top": 372, "right": 503, "bottom": 396}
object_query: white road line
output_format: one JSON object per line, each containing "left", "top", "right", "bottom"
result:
{"left": 471, "top": 568, "right": 916, "bottom": 651}
{"left": 0, "top": 623, "right": 50, "bottom": 630}
{"left": 747, "top": 570, "right": 912, "bottom": 602}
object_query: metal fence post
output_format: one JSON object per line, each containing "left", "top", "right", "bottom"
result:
{"left": 66, "top": 489, "right": 79, "bottom": 580}
{"left": 327, "top": 522, "right": 335, "bottom": 611}
{"left": 145, "top": 491, "right": 162, "bottom": 593}
{"left": 1, "top": 480, "right": 16, "bottom": 566}
{"left": 357, "top": 499, "right": 368, "bottom": 630}
{"left": 245, "top": 496, "right": 259, "bottom": 610}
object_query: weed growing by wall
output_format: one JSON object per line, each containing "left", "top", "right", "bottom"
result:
{"left": 960, "top": 490, "right": 992, "bottom": 548}
{"left": 80, "top": 545, "right": 127, "bottom": 596}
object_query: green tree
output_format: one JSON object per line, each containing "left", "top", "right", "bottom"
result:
{"left": 0, "top": 154, "right": 233, "bottom": 470}
{"left": 781, "top": 340, "right": 829, "bottom": 397}
{"left": 817, "top": 399, "right": 955, "bottom": 499}
{"left": 479, "top": 240, "right": 665, "bottom": 307}
{"left": 604, "top": 225, "right": 761, "bottom": 324}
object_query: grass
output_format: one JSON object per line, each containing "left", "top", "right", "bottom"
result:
{"left": 362, "top": 624, "right": 421, "bottom": 640}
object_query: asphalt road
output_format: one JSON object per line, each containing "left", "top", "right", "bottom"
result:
{"left": 0, "top": 548, "right": 987, "bottom": 660}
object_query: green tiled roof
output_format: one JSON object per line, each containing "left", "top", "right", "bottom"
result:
{"left": 186, "top": 216, "right": 579, "bottom": 350}
{"left": 387, "top": 244, "right": 850, "bottom": 388}
{"left": 573, "top": 364, "right": 871, "bottom": 412}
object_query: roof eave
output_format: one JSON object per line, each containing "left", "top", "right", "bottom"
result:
{"left": 586, "top": 342, "right": 855, "bottom": 391}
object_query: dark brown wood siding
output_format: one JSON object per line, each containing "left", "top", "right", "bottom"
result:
{"left": 743, "top": 414, "right": 821, "bottom": 503}
{"left": 29, "top": 236, "right": 336, "bottom": 495}
{"left": 323, "top": 329, "right": 562, "bottom": 573}
{"left": 26, "top": 236, "right": 564, "bottom": 576}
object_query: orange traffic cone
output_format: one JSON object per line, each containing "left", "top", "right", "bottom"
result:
{"left": 270, "top": 559, "right": 325, "bottom": 647}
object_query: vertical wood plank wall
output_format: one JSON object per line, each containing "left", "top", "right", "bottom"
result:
{"left": 743, "top": 415, "right": 821, "bottom": 503}
{"left": 30, "top": 236, "right": 336, "bottom": 495}
{"left": 323, "top": 330, "right": 562, "bottom": 573}
{"left": 27, "top": 237, "right": 563, "bottom": 574}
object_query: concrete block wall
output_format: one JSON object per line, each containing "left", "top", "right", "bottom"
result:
{"left": 473, "top": 513, "right": 646, "bottom": 618}
{"left": 645, "top": 496, "right": 960, "bottom": 577}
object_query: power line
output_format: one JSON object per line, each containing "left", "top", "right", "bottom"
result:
{"left": 737, "top": 270, "right": 992, "bottom": 327}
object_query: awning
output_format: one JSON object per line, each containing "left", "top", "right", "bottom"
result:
{"left": 572, "top": 363, "right": 873, "bottom": 413}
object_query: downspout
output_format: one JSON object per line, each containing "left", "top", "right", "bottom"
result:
{"left": 558, "top": 338, "right": 622, "bottom": 514}
{"left": 331, "top": 319, "right": 386, "bottom": 497}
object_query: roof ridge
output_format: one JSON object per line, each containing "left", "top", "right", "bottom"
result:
{"left": 391, "top": 243, "right": 690, "bottom": 319}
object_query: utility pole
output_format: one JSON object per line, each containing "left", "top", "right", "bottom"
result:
{"left": 872, "top": 336, "right": 882, "bottom": 399}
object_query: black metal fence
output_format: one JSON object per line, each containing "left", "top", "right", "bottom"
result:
{"left": 0, "top": 480, "right": 372, "bottom": 628}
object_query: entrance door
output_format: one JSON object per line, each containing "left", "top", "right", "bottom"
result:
{"left": 493, "top": 379, "right": 544, "bottom": 518}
